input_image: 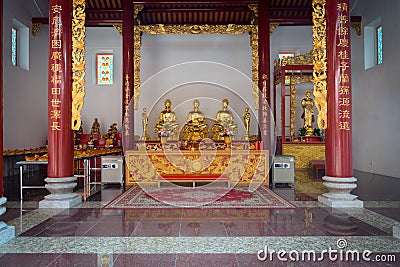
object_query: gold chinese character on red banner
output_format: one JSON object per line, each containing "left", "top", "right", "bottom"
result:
{"left": 51, "top": 98, "right": 61, "bottom": 107}
{"left": 52, "top": 16, "right": 62, "bottom": 26}
{"left": 338, "top": 50, "right": 349, "bottom": 60}
{"left": 50, "top": 110, "right": 61, "bottom": 119}
{"left": 51, "top": 87, "right": 61, "bottom": 95}
{"left": 339, "top": 62, "right": 350, "bottom": 72}
{"left": 339, "top": 74, "right": 349, "bottom": 83}
{"left": 337, "top": 26, "right": 348, "bottom": 36}
{"left": 339, "top": 15, "right": 348, "bottom": 24}
{"left": 339, "top": 121, "right": 350, "bottom": 131}
{"left": 339, "top": 97, "right": 350, "bottom": 106}
{"left": 51, "top": 40, "right": 61, "bottom": 49}
{"left": 51, "top": 63, "right": 62, "bottom": 72}
{"left": 339, "top": 110, "right": 351, "bottom": 119}
{"left": 339, "top": 86, "right": 350, "bottom": 95}
{"left": 51, "top": 52, "right": 62, "bottom": 60}
{"left": 338, "top": 38, "right": 349, "bottom": 47}
{"left": 51, "top": 121, "right": 61, "bottom": 131}
{"left": 52, "top": 5, "right": 62, "bottom": 13}
{"left": 52, "top": 28, "right": 62, "bottom": 39}
{"left": 337, "top": 3, "right": 348, "bottom": 12}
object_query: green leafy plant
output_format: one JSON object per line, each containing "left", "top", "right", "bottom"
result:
{"left": 298, "top": 127, "right": 307, "bottom": 136}
{"left": 298, "top": 127, "right": 321, "bottom": 136}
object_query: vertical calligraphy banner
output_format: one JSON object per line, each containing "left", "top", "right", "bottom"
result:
{"left": 48, "top": 0, "right": 73, "bottom": 178}
{"left": 326, "top": 0, "right": 353, "bottom": 177}
{"left": 122, "top": 0, "right": 135, "bottom": 151}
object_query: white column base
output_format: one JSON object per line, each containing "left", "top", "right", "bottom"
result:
{"left": 393, "top": 224, "right": 400, "bottom": 239}
{"left": 39, "top": 177, "right": 82, "bottom": 208}
{"left": 318, "top": 176, "right": 363, "bottom": 208}
{"left": 0, "top": 197, "right": 15, "bottom": 245}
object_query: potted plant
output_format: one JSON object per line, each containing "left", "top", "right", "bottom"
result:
{"left": 298, "top": 127, "right": 322, "bottom": 142}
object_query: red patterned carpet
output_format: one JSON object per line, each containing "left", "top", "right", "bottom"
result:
{"left": 103, "top": 186, "right": 297, "bottom": 209}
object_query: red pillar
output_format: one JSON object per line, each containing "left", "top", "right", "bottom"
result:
{"left": 319, "top": 0, "right": 362, "bottom": 207}
{"left": 47, "top": 0, "right": 74, "bottom": 178}
{"left": 122, "top": 0, "right": 134, "bottom": 150}
{"left": 326, "top": 0, "right": 353, "bottom": 177}
{"left": 258, "top": 0, "right": 271, "bottom": 151}
{"left": 0, "top": 0, "right": 3, "bottom": 197}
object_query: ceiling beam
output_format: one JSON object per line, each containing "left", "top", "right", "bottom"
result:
{"left": 32, "top": 15, "right": 362, "bottom": 27}
{"left": 131, "top": 0, "right": 257, "bottom": 4}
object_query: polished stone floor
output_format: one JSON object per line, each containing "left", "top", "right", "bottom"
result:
{"left": 0, "top": 170, "right": 399, "bottom": 266}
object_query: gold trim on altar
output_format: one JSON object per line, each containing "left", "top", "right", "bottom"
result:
{"left": 125, "top": 150, "right": 269, "bottom": 187}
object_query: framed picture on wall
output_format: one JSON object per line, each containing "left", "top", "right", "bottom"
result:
{"left": 96, "top": 53, "right": 114, "bottom": 85}
{"left": 278, "top": 52, "right": 296, "bottom": 85}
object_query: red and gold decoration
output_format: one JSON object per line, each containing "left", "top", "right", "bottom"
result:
{"left": 312, "top": 0, "right": 328, "bottom": 130}
{"left": 24, "top": 147, "right": 121, "bottom": 162}
{"left": 326, "top": 0, "right": 353, "bottom": 177}
{"left": 125, "top": 150, "right": 269, "bottom": 187}
{"left": 48, "top": 0, "right": 74, "bottom": 178}
{"left": 71, "top": 0, "right": 86, "bottom": 130}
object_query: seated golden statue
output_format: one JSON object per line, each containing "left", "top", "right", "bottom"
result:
{"left": 212, "top": 99, "right": 237, "bottom": 140}
{"left": 91, "top": 118, "right": 100, "bottom": 134}
{"left": 154, "top": 99, "right": 180, "bottom": 140}
{"left": 182, "top": 99, "right": 209, "bottom": 141}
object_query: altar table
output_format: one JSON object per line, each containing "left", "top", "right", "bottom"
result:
{"left": 125, "top": 150, "right": 269, "bottom": 187}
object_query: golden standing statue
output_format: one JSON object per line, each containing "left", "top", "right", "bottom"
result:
{"left": 242, "top": 107, "right": 250, "bottom": 140}
{"left": 154, "top": 99, "right": 180, "bottom": 140}
{"left": 182, "top": 99, "right": 209, "bottom": 141}
{"left": 212, "top": 99, "right": 237, "bottom": 140}
{"left": 91, "top": 118, "right": 100, "bottom": 134}
{"left": 301, "top": 89, "right": 315, "bottom": 136}
{"left": 141, "top": 108, "right": 150, "bottom": 140}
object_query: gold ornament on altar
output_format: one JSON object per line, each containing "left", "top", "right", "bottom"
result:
{"left": 91, "top": 118, "right": 100, "bottom": 134}
{"left": 108, "top": 123, "right": 119, "bottom": 135}
{"left": 154, "top": 99, "right": 180, "bottom": 140}
{"left": 182, "top": 100, "right": 209, "bottom": 142}
{"left": 212, "top": 99, "right": 237, "bottom": 140}
{"left": 242, "top": 107, "right": 251, "bottom": 140}
{"left": 301, "top": 90, "right": 315, "bottom": 136}
{"left": 141, "top": 108, "right": 150, "bottom": 140}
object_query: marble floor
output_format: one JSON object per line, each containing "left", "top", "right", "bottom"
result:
{"left": 0, "top": 170, "right": 399, "bottom": 266}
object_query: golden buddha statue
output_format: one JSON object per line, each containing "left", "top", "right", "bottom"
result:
{"left": 91, "top": 118, "right": 100, "bottom": 134}
{"left": 154, "top": 99, "right": 180, "bottom": 140}
{"left": 212, "top": 99, "right": 237, "bottom": 140}
{"left": 301, "top": 89, "right": 315, "bottom": 136}
{"left": 182, "top": 99, "right": 209, "bottom": 141}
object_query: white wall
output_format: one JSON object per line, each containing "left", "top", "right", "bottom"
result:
{"left": 3, "top": 0, "right": 48, "bottom": 149}
{"left": 136, "top": 33, "right": 255, "bottom": 139}
{"left": 81, "top": 27, "right": 122, "bottom": 135}
{"left": 351, "top": 0, "right": 400, "bottom": 178}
